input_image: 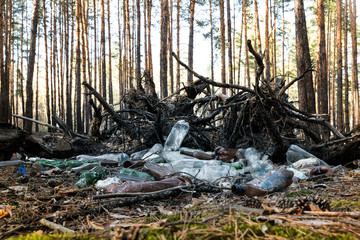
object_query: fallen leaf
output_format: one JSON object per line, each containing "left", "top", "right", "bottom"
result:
{"left": 0, "top": 205, "right": 13, "bottom": 218}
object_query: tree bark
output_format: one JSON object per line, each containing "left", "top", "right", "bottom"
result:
{"left": 336, "top": 0, "right": 343, "bottom": 131}
{"left": 187, "top": 0, "right": 195, "bottom": 85}
{"left": 344, "top": 0, "right": 349, "bottom": 132}
{"left": 265, "top": 0, "right": 270, "bottom": 81}
{"left": 317, "top": 0, "right": 329, "bottom": 140}
{"left": 101, "top": 0, "right": 106, "bottom": 100}
{"left": 107, "top": 0, "right": 113, "bottom": 104}
{"left": 226, "top": 0, "right": 233, "bottom": 86}
{"left": 136, "top": 0, "right": 142, "bottom": 90}
{"left": 24, "top": 0, "right": 41, "bottom": 132}
{"left": 75, "top": 0, "right": 83, "bottom": 133}
{"left": 350, "top": 0, "right": 358, "bottom": 126}
{"left": 219, "top": 0, "right": 226, "bottom": 93}
{"left": 294, "top": 0, "right": 317, "bottom": 128}
{"left": 160, "top": 0, "right": 169, "bottom": 98}
{"left": 176, "top": 0, "right": 180, "bottom": 91}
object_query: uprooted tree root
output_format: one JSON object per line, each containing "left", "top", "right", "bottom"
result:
{"left": 82, "top": 40, "right": 358, "bottom": 165}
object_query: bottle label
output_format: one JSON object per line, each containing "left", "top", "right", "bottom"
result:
{"left": 259, "top": 172, "right": 287, "bottom": 192}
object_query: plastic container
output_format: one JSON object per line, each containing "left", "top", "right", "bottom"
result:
{"left": 163, "top": 120, "right": 189, "bottom": 152}
{"left": 119, "top": 168, "right": 155, "bottom": 181}
{"left": 180, "top": 150, "right": 213, "bottom": 160}
{"left": 75, "top": 165, "right": 106, "bottom": 188}
{"left": 232, "top": 167, "right": 294, "bottom": 197}
{"left": 71, "top": 163, "right": 99, "bottom": 172}
{"left": 76, "top": 153, "right": 129, "bottom": 164}
{"left": 287, "top": 167, "right": 307, "bottom": 180}
{"left": 309, "top": 166, "right": 333, "bottom": 177}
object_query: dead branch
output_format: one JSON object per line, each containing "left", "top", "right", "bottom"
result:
{"left": 172, "top": 52, "right": 256, "bottom": 94}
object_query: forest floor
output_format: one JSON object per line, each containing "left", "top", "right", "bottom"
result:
{"left": 1, "top": 161, "right": 360, "bottom": 240}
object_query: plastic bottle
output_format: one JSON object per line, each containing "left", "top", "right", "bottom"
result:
{"left": 76, "top": 153, "right": 129, "bottom": 164}
{"left": 286, "top": 145, "right": 317, "bottom": 164}
{"left": 232, "top": 167, "right": 294, "bottom": 197}
{"left": 143, "top": 162, "right": 179, "bottom": 179}
{"left": 243, "top": 147, "right": 273, "bottom": 178}
{"left": 36, "top": 159, "right": 98, "bottom": 169}
{"left": 163, "top": 120, "right": 189, "bottom": 152}
{"left": 105, "top": 176, "right": 191, "bottom": 193}
{"left": 119, "top": 168, "right": 155, "bottom": 181}
{"left": 180, "top": 150, "right": 213, "bottom": 160}
{"left": 75, "top": 165, "right": 106, "bottom": 188}
{"left": 142, "top": 144, "right": 164, "bottom": 160}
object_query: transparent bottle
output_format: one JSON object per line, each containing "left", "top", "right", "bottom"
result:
{"left": 163, "top": 120, "right": 189, "bottom": 152}
{"left": 119, "top": 168, "right": 155, "bottom": 181}
{"left": 232, "top": 167, "right": 294, "bottom": 197}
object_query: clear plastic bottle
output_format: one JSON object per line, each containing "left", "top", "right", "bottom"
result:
{"left": 232, "top": 167, "right": 294, "bottom": 197}
{"left": 76, "top": 153, "right": 129, "bottom": 164}
{"left": 75, "top": 165, "right": 106, "bottom": 188}
{"left": 163, "top": 120, "right": 189, "bottom": 152}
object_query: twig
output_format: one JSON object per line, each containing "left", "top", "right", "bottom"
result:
{"left": 303, "top": 211, "right": 360, "bottom": 217}
{"left": 39, "top": 218, "right": 75, "bottom": 234}
{"left": 312, "top": 134, "right": 360, "bottom": 149}
{"left": 279, "top": 64, "right": 315, "bottom": 96}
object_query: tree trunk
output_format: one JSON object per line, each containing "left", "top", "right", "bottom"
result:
{"left": 254, "top": 0, "right": 263, "bottom": 80}
{"left": 176, "top": 0, "right": 180, "bottom": 90}
{"left": 101, "top": 0, "right": 106, "bottom": 100}
{"left": 160, "top": 0, "right": 169, "bottom": 98}
{"left": 136, "top": 0, "right": 142, "bottom": 90}
{"left": 317, "top": 0, "right": 329, "bottom": 140}
{"left": 107, "top": 0, "right": 113, "bottom": 104}
{"left": 272, "top": 0, "right": 276, "bottom": 77}
{"left": 168, "top": 0, "right": 174, "bottom": 94}
{"left": 187, "top": 0, "right": 195, "bottom": 85}
{"left": 344, "top": 0, "right": 349, "bottom": 132}
{"left": 226, "top": 0, "right": 233, "bottom": 86}
{"left": 350, "top": 0, "right": 358, "bottom": 126}
{"left": 24, "top": 0, "right": 40, "bottom": 132}
{"left": 265, "top": 0, "right": 270, "bottom": 81}
{"left": 219, "top": 0, "right": 226, "bottom": 93}
{"left": 294, "top": 0, "right": 316, "bottom": 119}
{"left": 75, "top": 0, "right": 83, "bottom": 133}
{"left": 243, "top": 0, "right": 250, "bottom": 87}
{"left": 209, "top": 0, "right": 214, "bottom": 82}
{"left": 118, "top": 1, "right": 123, "bottom": 97}
{"left": 336, "top": 0, "right": 343, "bottom": 131}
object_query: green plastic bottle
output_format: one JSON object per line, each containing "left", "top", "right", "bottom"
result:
{"left": 221, "top": 162, "right": 243, "bottom": 170}
{"left": 36, "top": 159, "right": 98, "bottom": 169}
{"left": 75, "top": 166, "right": 106, "bottom": 188}
{"left": 119, "top": 168, "right": 155, "bottom": 181}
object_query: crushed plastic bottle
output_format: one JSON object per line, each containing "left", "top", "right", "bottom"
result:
{"left": 163, "top": 120, "right": 189, "bottom": 152}
{"left": 142, "top": 144, "right": 164, "bottom": 160}
{"left": 36, "top": 159, "right": 98, "bottom": 169}
{"left": 232, "top": 167, "right": 294, "bottom": 197}
{"left": 95, "top": 177, "right": 122, "bottom": 190}
{"left": 75, "top": 165, "right": 106, "bottom": 188}
{"left": 291, "top": 157, "right": 329, "bottom": 169}
{"left": 287, "top": 167, "right": 307, "bottom": 180}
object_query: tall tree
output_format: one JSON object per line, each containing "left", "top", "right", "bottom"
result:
{"left": 226, "top": 0, "right": 233, "bottom": 86}
{"left": 147, "top": 0, "right": 153, "bottom": 79}
{"left": 75, "top": 0, "right": 83, "bottom": 133}
{"left": 349, "top": 0, "right": 358, "bottom": 125}
{"left": 160, "top": 0, "right": 169, "bottom": 98}
{"left": 209, "top": 0, "right": 214, "bottom": 82}
{"left": 344, "top": 0, "right": 349, "bottom": 132}
{"left": 23, "top": 0, "right": 40, "bottom": 132}
{"left": 317, "top": 0, "right": 329, "bottom": 139}
{"left": 265, "top": 0, "right": 270, "bottom": 81}
{"left": 243, "top": 0, "right": 250, "bottom": 87}
{"left": 42, "top": 0, "right": 51, "bottom": 127}
{"left": 136, "top": 0, "right": 141, "bottom": 90}
{"left": 187, "top": 0, "right": 195, "bottom": 85}
{"left": 219, "top": 0, "right": 226, "bottom": 93}
{"left": 101, "top": 0, "right": 106, "bottom": 100}
{"left": 294, "top": 0, "right": 316, "bottom": 118}
{"left": 176, "top": 0, "right": 180, "bottom": 90}
{"left": 336, "top": 0, "right": 343, "bottom": 131}
{"left": 107, "top": 0, "right": 113, "bottom": 104}
{"left": 168, "top": 0, "right": 174, "bottom": 94}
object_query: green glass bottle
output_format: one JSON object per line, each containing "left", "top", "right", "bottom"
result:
{"left": 75, "top": 166, "right": 106, "bottom": 188}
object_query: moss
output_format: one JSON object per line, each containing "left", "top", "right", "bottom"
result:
{"left": 286, "top": 189, "right": 313, "bottom": 198}
{"left": 330, "top": 200, "right": 360, "bottom": 210}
